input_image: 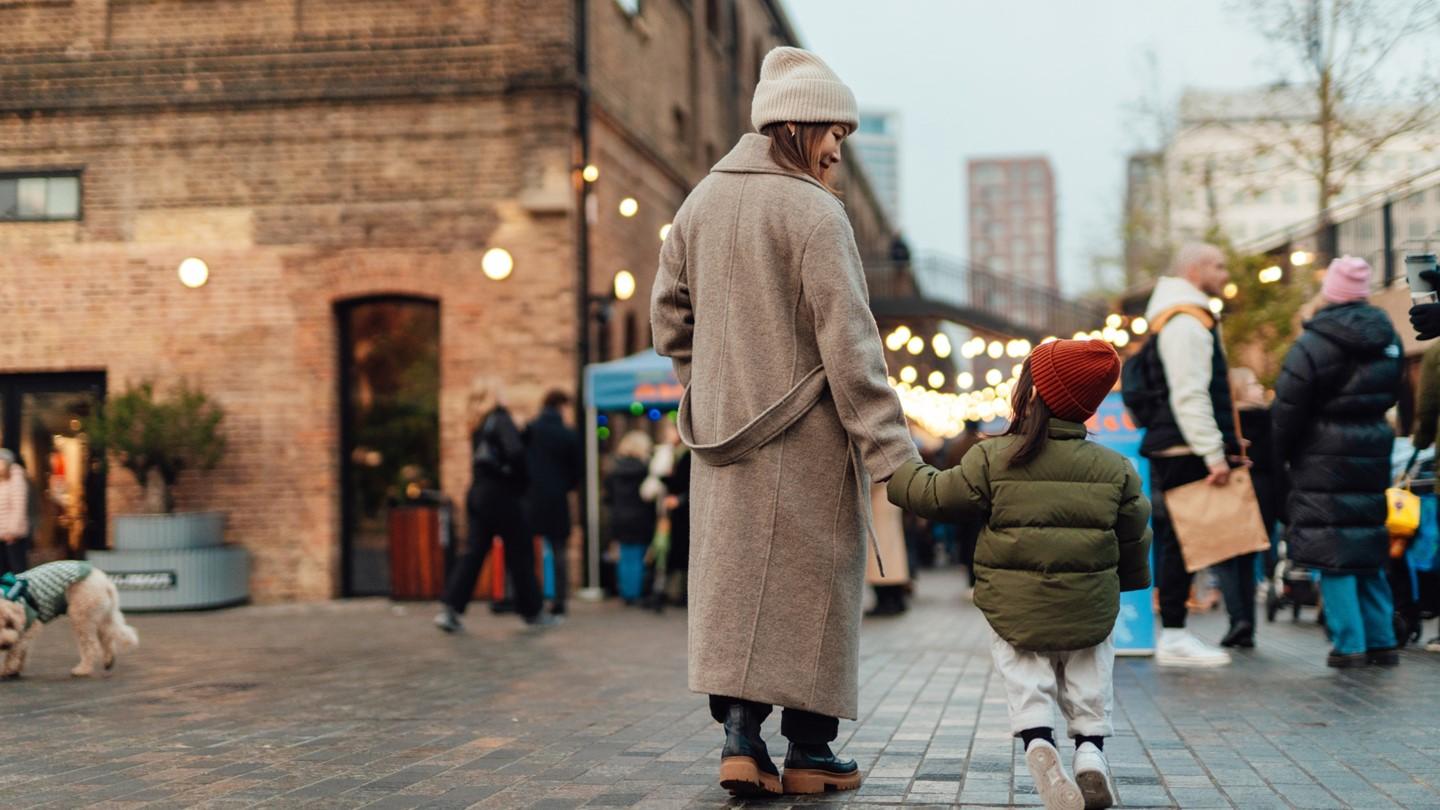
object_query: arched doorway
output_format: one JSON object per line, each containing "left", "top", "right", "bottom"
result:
{"left": 337, "top": 297, "right": 440, "bottom": 597}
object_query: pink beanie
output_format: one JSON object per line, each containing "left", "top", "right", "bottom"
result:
{"left": 1322, "top": 256, "right": 1372, "bottom": 303}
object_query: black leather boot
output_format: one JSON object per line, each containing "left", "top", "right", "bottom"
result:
{"left": 782, "top": 742, "right": 862, "bottom": 794}
{"left": 719, "top": 704, "right": 781, "bottom": 797}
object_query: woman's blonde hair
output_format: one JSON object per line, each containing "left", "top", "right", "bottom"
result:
{"left": 615, "top": 431, "right": 654, "bottom": 461}
{"left": 467, "top": 376, "right": 503, "bottom": 432}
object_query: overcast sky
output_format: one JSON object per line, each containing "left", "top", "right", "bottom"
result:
{"left": 786, "top": 1, "right": 1283, "bottom": 295}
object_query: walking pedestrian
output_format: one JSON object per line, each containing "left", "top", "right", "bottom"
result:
{"left": 651, "top": 46, "right": 918, "bottom": 798}
{"left": 1208, "top": 367, "right": 1276, "bottom": 649}
{"left": 1126, "top": 243, "right": 1238, "bottom": 667}
{"left": 1273, "top": 256, "right": 1404, "bottom": 668}
{"left": 524, "top": 389, "right": 582, "bottom": 618}
{"left": 661, "top": 444, "right": 692, "bottom": 607}
{"left": 888, "top": 339, "right": 1151, "bottom": 810}
{"left": 434, "top": 378, "right": 550, "bottom": 632}
{"left": 1408, "top": 340, "right": 1440, "bottom": 650}
{"left": 604, "top": 431, "right": 656, "bottom": 605}
{"left": 0, "top": 450, "right": 28, "bottom": 576}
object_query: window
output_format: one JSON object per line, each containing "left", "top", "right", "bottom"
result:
{"left": 0, "top": 173, "right": 80, "bottom": 221}
{"left": 614, "top": 0, "right": 640, "bottom": 15}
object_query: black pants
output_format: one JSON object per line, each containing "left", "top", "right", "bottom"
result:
{"left": 0, "top": 539, "right": 27, "bottom": 577}
{"left": 958, "top": 521, "right": 980, "bottom": 587}
{"left": 443, "top": 492, "right": 541, "bottom": 620}
{"left": 709, "top": 695, "right": 838, "bottom": 744}
{"left": 1214, "top": 552, "right": 1258, "bottom": 628}
{"left": 1149, "top": 455, "right": 1210, "bottom": 629}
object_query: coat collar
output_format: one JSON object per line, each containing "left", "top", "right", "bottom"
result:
{"left": 711, "top": 133, "right": 840, "bottom": 200}
{"left": 1047, "top": 418, "right": 1089, "bottom": 439}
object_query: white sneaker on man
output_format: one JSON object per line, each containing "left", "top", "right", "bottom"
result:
{"left": 1072, "top": 742, "right": 1115, "bottom": 810}
{"left": 1156, "top": 628, "right": 1231, "bottom": 667}
{"left": 1024, "top": 739, "right": 1084, "bottom": 810}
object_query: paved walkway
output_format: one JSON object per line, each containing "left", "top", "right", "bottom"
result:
{"left": 3, "top": 570, "right": 1440, "bottom": 809}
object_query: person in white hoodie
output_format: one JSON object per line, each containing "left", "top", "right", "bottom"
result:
{"left": 1129, "top": 243, "right": 1238, "bottom": 668}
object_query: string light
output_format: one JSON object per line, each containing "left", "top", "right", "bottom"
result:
{"left": 618, "top": 197, "right": 639, "bottom": 217}
{"left": 928, "top": 370, "right": 946, "bottom": 388}
{"left": 899, "top": 365, "right": 918, "bottom": 384}
{"left": 1131, "top": 317, "right": 1149, "bottom": 335}
{"left": 907, "top": 336, "right": 925, "bottom": 355}
{"left": 613, "top": 270, "right": 636, "bottom": 301}
{"left": 932, "top": 333, "right": 952, "bottom": 358}
{"left": 659, "top": 223, "right": 672, "bottom": 241}
{"left": 582, "top": 164, "right": 600, "bottom": 183}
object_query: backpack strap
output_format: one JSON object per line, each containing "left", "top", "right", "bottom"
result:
{"left": 1150, "top": 304, "right": 1216, "bottom": 333}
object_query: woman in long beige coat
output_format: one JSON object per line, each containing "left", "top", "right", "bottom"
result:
{"left": 650, "top": 47, "right": 916, "bottom": 798}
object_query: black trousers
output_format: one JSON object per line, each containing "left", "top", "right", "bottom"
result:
{"left": 443, "top": 492, "right": 541, "bottom": 620}
{"left": 0, "top": 539, "right": 27, "bottom": 577}
{"left": 1149, "top": 455, "right": 1210, "bottom": 629}
{"left": 1214, "top": 552, "right": 1258, "bottom": 628}
{"left": 709, "top": 695, "right": 838, "bottom": 744}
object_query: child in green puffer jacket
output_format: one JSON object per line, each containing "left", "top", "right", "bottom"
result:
{"left": 888, "top": 339, "right": 1151, "bottom": 810}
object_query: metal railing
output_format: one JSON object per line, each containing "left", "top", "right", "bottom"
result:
{"left": 865, "top": 252, "right": 1106, "bottom": 339}
{"left": 1238, "top": 166, "right": 1440, "bottom": 288}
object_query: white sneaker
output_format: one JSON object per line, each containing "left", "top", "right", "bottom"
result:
{"left": 1024, "top": 739, "right": 1084, "bottom": 810}
{"left": 1072, "top": 742, "right": 1115, "bottom": 810}
{"left": 1156, "top": 629, "right": 1231, "bottom": 668}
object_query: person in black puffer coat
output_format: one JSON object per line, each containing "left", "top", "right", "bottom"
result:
{"left": 1273, "top": 256, "right": 1404, "bottom": 668}
{"left": 606, "top": 431, "right": 658, "bottom": 604}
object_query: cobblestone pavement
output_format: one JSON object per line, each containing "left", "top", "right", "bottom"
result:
{"left": 4, "top": 570, "right": 1440, "bottom": 809}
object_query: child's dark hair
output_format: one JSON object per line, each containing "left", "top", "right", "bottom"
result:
{"left": 1002, "top": 360, "right": 1053, "bottom": 467}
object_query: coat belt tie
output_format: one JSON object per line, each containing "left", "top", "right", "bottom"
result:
{"left": 675, "top": 365, "right": 887, "bottom": 577}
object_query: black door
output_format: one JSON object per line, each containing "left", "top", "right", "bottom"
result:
{"left": 0, "top": 372, "right": 107, "bottom": 563}
{"left": 338, "top": 298, "right": 441, "bottom": 597}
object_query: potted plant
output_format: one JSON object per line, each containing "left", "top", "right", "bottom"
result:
{"left": 85, "top": 381, "right": 248, "bottom": 610}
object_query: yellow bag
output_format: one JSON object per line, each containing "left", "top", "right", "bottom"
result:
{"left": 1387, "top": 485, "right": 1422, "bottom": 539}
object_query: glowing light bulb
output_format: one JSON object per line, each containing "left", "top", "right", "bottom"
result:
{"left": 178, "top": 257, "right": 209, "bottom": 288}
{"left": 482, "top": 248, "right": 514, "bottom": 281}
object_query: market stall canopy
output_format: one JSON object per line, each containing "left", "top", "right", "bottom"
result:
{"left": 584, "top": 348, "right": 683, "bottom": 411}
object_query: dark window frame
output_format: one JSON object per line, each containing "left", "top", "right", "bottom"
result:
{"left": 0, "top": 168, "right": 84, "bottom": 222}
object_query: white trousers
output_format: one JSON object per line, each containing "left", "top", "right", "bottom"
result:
{"left": 989, "top": 628, "right": 1115, "bottom": 738}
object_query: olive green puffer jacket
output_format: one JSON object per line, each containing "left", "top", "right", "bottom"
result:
{"left": 887, "top": 419, "right": 1152, "bottom": 652}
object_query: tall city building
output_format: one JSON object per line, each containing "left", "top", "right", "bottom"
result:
{"left": 853, "top": 110, "right": 901, "bottom": 227}
{"left": 968, "top": 157, "right": 1059, "bottom": 290}
{"left": 1153, "top": 87, "right": 1440, "bottom": 251}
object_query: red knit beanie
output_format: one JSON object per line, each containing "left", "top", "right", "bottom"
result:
{"left": 1028, "top": 339, "right": 1121, "bottom": 422}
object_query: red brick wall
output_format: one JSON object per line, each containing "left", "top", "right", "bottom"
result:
{"left": 0, "top": 0, "right": 896, "bottom": 600}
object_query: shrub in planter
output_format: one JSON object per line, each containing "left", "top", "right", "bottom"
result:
{"left": 85, "top": 381, "right": 227, "bottom": 514}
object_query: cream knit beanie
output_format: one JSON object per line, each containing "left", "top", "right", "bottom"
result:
{"left": 751, "top": 47, "right": 858, "bottom": 132}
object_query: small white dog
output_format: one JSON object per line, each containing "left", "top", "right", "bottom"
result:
{"left": 0, "top": 561, "right": 139, "bottom": 678}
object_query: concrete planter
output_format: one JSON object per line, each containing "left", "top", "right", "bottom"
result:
{"left": 115, "top": 511, "right": 224, "bottom": 550}
{"left": 97, "top": 511, "right": 249, "bottom": 611}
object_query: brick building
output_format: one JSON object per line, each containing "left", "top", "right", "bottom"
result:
{"left": 0, "top": 0, "right": 895, "bottom": 600}
{"left": 968, "top": 156, "right": 1058, "bottom": 291}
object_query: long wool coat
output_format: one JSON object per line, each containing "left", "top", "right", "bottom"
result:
{"left": 651, "top": 133, "right": 917, "bottom": 720}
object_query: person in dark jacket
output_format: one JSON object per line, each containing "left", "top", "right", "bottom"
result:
{"left": 606, "top": 431, "right": 657, "bottom": 605}
{"left": 525, "top": 390, "right": 582, "bottom": 617}
{"left": 1273, "top": 257, "right": 1404, "bottom": 668}
{"left": 662, "top": 446, "right": 692, "bottom": 606}
{"left": 435, "top": 379, "right": 550, "bottom": 632}
{"left": 1210, "top": 368, "right": 1282, "bottom": 649}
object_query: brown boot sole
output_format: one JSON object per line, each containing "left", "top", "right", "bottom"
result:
{"left": 719, "top": 756, "right": 781, "bottom": 797}
{"left": 781, "top": 767, "right": 863, "bottom": 794}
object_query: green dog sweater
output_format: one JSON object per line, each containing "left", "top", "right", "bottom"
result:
{"left": 1, "top": 561, "right": 93, "bottom": 629}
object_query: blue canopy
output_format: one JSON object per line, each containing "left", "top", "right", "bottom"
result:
{"left": 583, "top": 348, "right": 683, "bottom": 411}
